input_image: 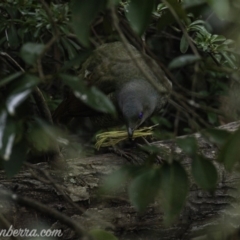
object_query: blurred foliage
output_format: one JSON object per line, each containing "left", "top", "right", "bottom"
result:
{"left": 1, "top": 0, "right": 240, "bottom": 238}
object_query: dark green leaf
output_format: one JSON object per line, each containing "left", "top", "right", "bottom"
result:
{"left": 126, "top": 0, "right": 154, "bottom": 35}
{"left": 168, "top": 54, "right": 201, "bottom": 69}
{"left": 60, "top": 37, "right": 78, "bottom": 60}
{"left": 180, "top": 34, "right": 189, "bottom": 53}
{"left": 206, "top": 0, "right": 229, "bottom": 19}
{"left": 0, "top": 72, "right": 23, "bottom": 87}
{"left": 20, "top": 43, "right": 45, "bottom": 65}
{"left": 192, "top": 155, "right": 218, "bottom": 190}
{"left": 89, "top": 229, "right": 118, "bottom": 240}
{"left": 160, "top": 161, "right": 188, "bottom": 224}
{"left": 2, "top": 141, "right": 27, "bottom": 177}
{"left": 128, "top": 168, "right": 161, "bottom": 212}
{"left": 107, "top": 0, "right": 120, "bottom": 7}
{"left": 218, "top": 129, "right": 240, "bottom": 171}
{"left": 27, "top": 119, "right": 68, "bottom": 152}
{"left": 6, "top": 74, "right": 40, "bottom": 115}
{"left": 8, "top": 25, "right": 19, "bottom": 48}
{"left": 62, "top": 51, "right": 91, "bottom": 71}
{"left": 202, "top": 128, "right": 231, "bottom": 146}
{"left": 166, "top": 0, "right": 187, "bottom": 21}
{"left": 176, "top": 137, "right": 198, "bottom": 156}
{"left": 60, "top": 74, "right": 116, "bottom": 116}
{"left": 157, "top": 10, "right": 175, "bottom": 30}
{"left": 71, "top": 0, "right": 106, "bottom": 47}
{"left": 101, "top": 167, "right": 130, "bottom": 193}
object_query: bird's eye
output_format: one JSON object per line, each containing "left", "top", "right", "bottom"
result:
{"left": 138, "top": 112, "right": 143, "bottom": 119}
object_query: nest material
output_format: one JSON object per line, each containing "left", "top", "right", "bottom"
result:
{"left": 95, "top": 125, "right": 157, "bottom": 150}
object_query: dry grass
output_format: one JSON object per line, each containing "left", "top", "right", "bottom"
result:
{"left": 95, "top": 125, "right": 157, "bottom": 150}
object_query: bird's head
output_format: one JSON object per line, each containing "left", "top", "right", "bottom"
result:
{"left": 117, "top": 79, "right": 158, "bottom": 138}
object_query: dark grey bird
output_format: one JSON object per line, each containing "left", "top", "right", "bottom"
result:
{"left": 53, "top": 42, "right": 172, "bottom": 138}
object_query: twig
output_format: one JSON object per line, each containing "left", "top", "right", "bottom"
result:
{"left": 111, "top": 7, "right": 171, "bottom": 94}
{"left": 32, "top": 87, "right": 53, "bottom": 124}
{"left": 37, "top": 0, "right": 60, "bottom": 81}
{"left": 0, "top": 52, "right": 25, "bottom": 72}
{"left": 0, "top": 213, "right": 19, "bottom": 240}
{"left": 162, "top": 0, "right": 200, "bottom": 58}
{"left": 0, "top": 190, "right": 88, "bottom": 239}
{"left": 111, "top": 7, "right": 214, "bottom": 130}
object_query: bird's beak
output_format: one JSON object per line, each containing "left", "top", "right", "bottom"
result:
{"left": 128, "top": 127, "right": 134, "bottom": 139}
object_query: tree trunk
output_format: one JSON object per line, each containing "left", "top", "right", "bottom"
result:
{"left": 0, "top": 121, "right": 240, "bottom": 240}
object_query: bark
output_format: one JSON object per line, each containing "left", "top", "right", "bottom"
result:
{"left": 0, "top": 121, "right": 240, "bottom": 240}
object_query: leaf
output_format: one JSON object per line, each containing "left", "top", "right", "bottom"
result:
{"left": 157, "top": 10, "right": 175, "bottom": 30}
{"left": 60, "top": 74, "right": 116, "bottom": 116}
{"left": 192, "top": 155, "right": 218, "bottom": 190}
{"left": 0, "top": 72, "right": 23, "bottom": 87}
{"left": 218, "top": 129, "right": 240, "bottom": 171}
{"left": 2, "top": 140, "right": 27, "bottom": 178}
{"left": 6, "top": 74, "right": 40, "bottom": 115}
{"left": 71, "top": 0, "right": 106, "bottom": 47}
{"left": 107, "top": 0, "right": 120, "bottom": 7}
{"left": 128, "top": 168, "right": 161, "bottom": 212}
{"left": 0, "top": 111, "right": 16, "bottom": 161}
{"left": 89, "top": 229, "right": 118, "bottom": 240}
{"left": 160, "top": 161, "right": 188, "bottom": 224}
{"left": 176, "top": 137, "right": 198, "bottom": 156}
{"left": 126, "top": 0, "right": 155, "bottom": 35}
{"left": 8, "top": 25, "right": 19, "bottom": 48}
{"left": 166, "top": 0, "right": 187, "bottom": 21}
{"left": 206, "top": 0, "right": 230, "bottom": 19}
{"left": 27, "top": 119, "right": 68, "bottom": 152}
{"left": 180, "top": 34, "right": 189, "bottom": 53}
{"left": 60, "top": 37, "right": 78, "bottom": 60}
{"left": 20, "top": 43, "right": 45, "bottom": 65}
{"left": 168, "top": 55, "right": 201, "bottom": 69}
{"left": 202, "top": 128, "right": 232, "bottom": 146}
{"left": 101, "top": 167, "right": 130, "bottom": 193}
{"left": 207, "top": 112, "right": 218, "bottom": 124}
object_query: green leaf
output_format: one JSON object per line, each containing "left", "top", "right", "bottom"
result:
{"left": 176, "top": 137, "right": 198, "bottom": 156}
{"left": 0, "top": 72, "right": 23, "bottom": 87}
{"left": 126, "top": 0, "right": 154, "bottom": 35}
{"left": 27, "top": 119, "right": 68, "bottom": 152}
{"left": 128, "top": 168, "right": 161, "bottom": 212}
{"left": 192, "top": 155, "right": 218, "bottom": 190}
{"left": 101, "top": 167, "right": 130, "bottom": 193}
{"left": 60, "top": 37, "right": 78, "bottom": 60}
{"left": 207, "top": 112, "right": 218, "bottom": 124}
{"left": 107, "top": 0, "right": 120, "bottom": 7}
{"left": 6, "top": 74, "right": 40, "bottom": 115}
{"left": 168, "top": 54, "right": 201, "bottom": 69}
{"left": 206, "top": 0, "right": 230, "bottom": 19}
{"left": 8, "top": 25, "right": 19, "bottom": 48}
{"left": 157, "top": 10, "right": 175, "bottom": 30}
{"left": 202, "top": 128, "right": 232, "bottom": 146}
{"left": 20, "top": 43, "right": 45, "bottom": 65}
{"left": 89, "top": 229, "right": 118, "bottom": 240}
{"left": 71, "top": 0, "right": 106, "bottom": 47}
{"left": 2, "top": 141, "right": 27, "bottom": 178}
{"left": 218, "top": 129, "right": 240, "bottom": 171}
{"left": 60, "top": 74, "right": 116, "bottom": 116}
{"left": 166, "top": 0, "right": 187, "bottom": 21}
{"left": 160, "top": 161, "right": 188, "bottom": 224}
{"left": 180, "top": 34, "right": 189, "bottom": 53}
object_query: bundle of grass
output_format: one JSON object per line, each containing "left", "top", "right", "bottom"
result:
{"left": 95, "top": 125, "right": 157, "bottom": 150}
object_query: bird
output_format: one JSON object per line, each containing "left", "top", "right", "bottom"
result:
{"left": 53, "top": 42, "right": 172, "bottom": 138}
